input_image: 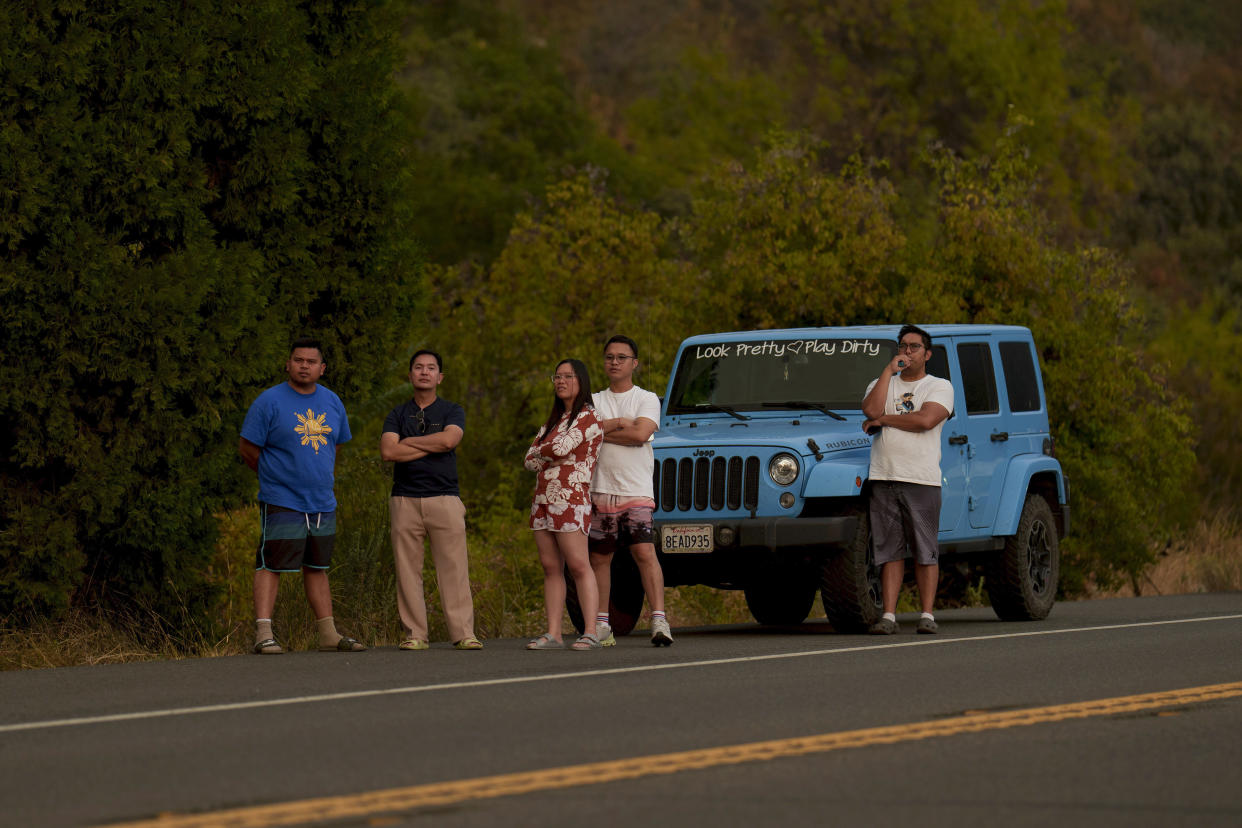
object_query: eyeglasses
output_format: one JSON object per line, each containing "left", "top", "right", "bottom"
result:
{"left": 897, "top": 342, "right": 925, "bottom": 352}
{"left": 415, "top": 409, "right": 427, "bottom": 434}
{"left": 550, "top": 374, "right": 577, "bottom": 383}
{"left": 604, "top": 354, "right": 635, "bottom": 364}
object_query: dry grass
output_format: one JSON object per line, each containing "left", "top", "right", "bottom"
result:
{"left": 8, "top": 506, "right": 1238, "bottom": 670}
{"left": 664, "top": 585, "right": 752, "bottom": 627}
{"left": 1089, "top": 507, "right": 1242, "bottom": 597}
{"left": 0, "top": 609, "right": 224, "bottom": 671}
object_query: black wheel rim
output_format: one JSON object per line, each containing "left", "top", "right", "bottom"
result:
{"left": 1028, "top": 520, "right": 1052, "bottom": 595}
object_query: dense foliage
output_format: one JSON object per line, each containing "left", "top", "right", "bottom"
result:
{"left": 4, "top": 0, "right": 1237, "bottom": 634}
{"left": 0, "top": 0, "right": 419, "bottom": 619}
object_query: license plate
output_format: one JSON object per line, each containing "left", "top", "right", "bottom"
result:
{"left": 660, "top": 524, "right": 713, "bottom": 553}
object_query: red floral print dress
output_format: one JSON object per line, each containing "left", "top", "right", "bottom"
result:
{"left": 525, "top": 406, "right": 604, "bottom": 533}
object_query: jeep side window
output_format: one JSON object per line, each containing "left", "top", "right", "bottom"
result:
{"left": 999, "top": 340, "right": 1041, "bottom": 412}
{"left": 957, "top": 342, "right": 999, "bottom": 415}
{"left": 926, "top": 345, "right": 949, "bottom": 380}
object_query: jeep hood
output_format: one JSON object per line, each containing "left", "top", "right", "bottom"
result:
{"left": 655, "top": 420, "right": 873, "bottom": 458}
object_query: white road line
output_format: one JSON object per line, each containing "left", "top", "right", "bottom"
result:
{"left": 4, "top": 614, "right": 1240, "bottom": 735}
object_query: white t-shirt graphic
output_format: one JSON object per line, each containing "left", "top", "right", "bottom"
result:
{"left": 865, "top": 374, "right": 955, "bottom": 487}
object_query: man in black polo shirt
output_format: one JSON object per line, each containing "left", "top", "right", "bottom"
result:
{"left": 380, "top": 350, "right": 481, "bottom": 650}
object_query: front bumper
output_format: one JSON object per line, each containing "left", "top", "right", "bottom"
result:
{"left": 655, "top": 515, "right": 859, "bottom": 553}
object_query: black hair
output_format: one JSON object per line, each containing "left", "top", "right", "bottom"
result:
{"left": 290, "top": 337, "right": 324, "bottom": 360}
{"left": 536, "top": 359, "right": 593, "bottom": 443}
{"left": 897, "top": 324, "right": 932, "bottom": 351}
{"left": 410, "top": 349, "right": 443, "bottom": 372}
{"left": 603, "top": 335, "right": 639, "bottom": 360}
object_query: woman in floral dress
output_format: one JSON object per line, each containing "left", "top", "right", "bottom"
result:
{"left": 524, "top": 358, "right": 605, "bottom": 650}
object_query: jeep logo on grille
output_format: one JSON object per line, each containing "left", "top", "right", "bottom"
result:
{"left": 693, "top": 449, "right": 715, "bottom": 457}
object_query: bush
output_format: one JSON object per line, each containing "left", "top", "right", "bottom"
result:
{"left": 0, "top": 0, "right": 420, "bottom": 622}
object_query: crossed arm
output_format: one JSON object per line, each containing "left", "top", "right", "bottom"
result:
{"left": 599, "top": 416, "right": 657, "bottom": 447}
{"left": 379, "top": 425, "right": 463, "bottom": 463}
{"left": 861, "top": 402, "right": 950, "bottom": 434}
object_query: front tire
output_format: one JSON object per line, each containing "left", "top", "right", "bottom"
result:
{"left": 819, "top": 510, "right": 882, "bottom": 633}
{"left": 743, "top": 569, "right": 817, "bottom": 626}
{"left": 986, "top": 495, "right": 1059, "bottom": 621}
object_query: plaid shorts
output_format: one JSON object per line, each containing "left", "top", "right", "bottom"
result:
{"left": 255, "top": 503, "right": 336, "bottom": 572}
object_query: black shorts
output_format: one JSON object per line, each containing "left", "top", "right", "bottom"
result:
{"left": 255, "top": 503, "right": 336, "bottom": 572}
{"left": 869, "top": 481, "right": 940, "bottom": 566}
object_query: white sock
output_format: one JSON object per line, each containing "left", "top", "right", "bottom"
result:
{"left": 882, "top": 612, "right": 896, "bottom": 623}
{"left": 920, "top": 612, "right": 935, "bottom": 621}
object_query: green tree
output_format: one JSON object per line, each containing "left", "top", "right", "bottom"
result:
{"left": 685, "top": 135, "right": 906, "bottom": 330}
{"left": 1148, "top": 295, "right": 1242, "bottom": 509}
{"left": 770, "top": 0, "right": 1126, "bottom": 233}
{"left": 0, "top": 0, "right": 419, "bottom": 621}
{"left": 1120, "top": 102, "right": 1242, "bottom": 301}
{"left": 399, "top": 0, "right": 605, "bottom": 265}
{"left": 431, "top": 168, "right": 686, "bottom": 499}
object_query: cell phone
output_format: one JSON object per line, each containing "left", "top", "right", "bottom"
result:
{"left": 897, "top": 359, "right": 905, "bottom": 368}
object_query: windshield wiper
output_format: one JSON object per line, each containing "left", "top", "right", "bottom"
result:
{"left": 761, "top": 401, "right": 846, "bottom": 421}
{"left": 692, "top": 404, "right": 751, "bottom": 421}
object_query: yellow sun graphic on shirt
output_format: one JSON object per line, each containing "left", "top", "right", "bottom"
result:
{"left": 294, "top": 409, "right": 333, "bottom": 453}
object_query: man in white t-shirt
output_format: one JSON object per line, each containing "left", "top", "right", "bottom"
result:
{"left": 861, "top": 325, "right": 955, "bottom": 635}
{"left": 589, "top": 335, "right": 673, "bottom": 646}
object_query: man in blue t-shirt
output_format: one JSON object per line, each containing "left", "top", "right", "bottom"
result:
{"left": 379, "top": 349, "right": 481, "bottom": 650}
{"left": 239, "top": 337, "right": 365, "bottom": 654}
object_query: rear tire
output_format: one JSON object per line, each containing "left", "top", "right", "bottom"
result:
{"left": 986, "top": 495, "right": 1059, "bottom": 621}
{"left": 566, "top": 551, "right": 644, "bottom": 636}
{"left": 819, "top": 510, "right": 882, "bottom": 633}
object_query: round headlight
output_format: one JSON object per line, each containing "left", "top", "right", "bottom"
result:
{"left": 768, "top": 453, "right": 799, "bottom": 486}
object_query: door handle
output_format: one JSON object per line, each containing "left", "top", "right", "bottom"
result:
{"left": 990, "top": 432, "right": 1009, "bottom": 442}
{"left": 948, "top": 435, "right": 968, "bottom": 445}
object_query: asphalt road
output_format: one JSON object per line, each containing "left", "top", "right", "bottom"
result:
{"left": 2, "top": 593, "right": 1240, "bottom": 828}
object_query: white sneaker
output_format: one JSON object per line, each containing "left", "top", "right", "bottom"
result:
{"left": 597, "top": 622, "right": 616, "bottom": 647}
{"left": 650, "top": 616, "right": 673, "bottom": 647}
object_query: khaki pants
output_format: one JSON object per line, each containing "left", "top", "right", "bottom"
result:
{"left": 390, "top": 495, "right": 476, "bottom": 642}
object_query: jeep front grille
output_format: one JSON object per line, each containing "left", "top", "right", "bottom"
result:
{"left": 655, "top": 455, "right": 760, "bottom": 514}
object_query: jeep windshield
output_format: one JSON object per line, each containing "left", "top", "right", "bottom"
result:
{"left": 666, "top": 337, "right": 897, "bottom": 415}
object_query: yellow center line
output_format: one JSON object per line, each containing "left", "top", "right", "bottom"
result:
{"left": 106, "top": 681, "right": 1242, "bottom": 828}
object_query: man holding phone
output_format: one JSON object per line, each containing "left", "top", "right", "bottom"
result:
{"left": 861, "top": 325, "right": 954, "bottom": 634}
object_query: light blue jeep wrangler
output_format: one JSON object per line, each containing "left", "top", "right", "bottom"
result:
{"left": 603, "top": 325, "right": 1069, "bottom": 634}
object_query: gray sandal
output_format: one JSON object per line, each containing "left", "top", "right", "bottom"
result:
{"left": 571, "top": 634, "right": 601, "bottom": 651}
{"left": 253, "top": 638, "right": 283, "bottom": 655}
{"left": 526, "top": 633, "right": 564, "bottom": 650}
